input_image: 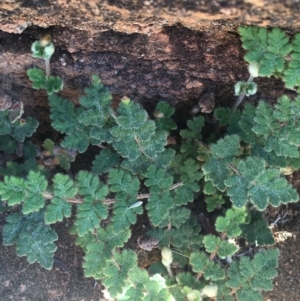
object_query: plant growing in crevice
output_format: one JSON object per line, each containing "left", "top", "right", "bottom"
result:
{"left": 28, "top": 34, "right": 63, "bottom": 95}
{"left": 232, "top": 62, "right": 258, "bottom": 111}
{"left": 0, "top": 27, "right": 299, "bottom": 300}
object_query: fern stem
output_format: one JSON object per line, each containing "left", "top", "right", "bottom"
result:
{"left": 42, "top": 181, "right": 183, "bottom": 205}
{"left": 103, "top": 182, "right": 183, "bottom": 204}
{"left": 166, "top": 265, "right": 174, "bottom": 278}
{"left": 196, "top": 272, "right": 203, "bottom": 281}
{"left": 209, "top": 232, "right": 227, "bottom": 261}
{"left": 232, "top": 91, "right": 246, "bottom": 113}
{"left": 232, "top": 75, "right": 254, "bottom": 112}
{"left": 171, "top": 249, "right": 190, "bottom": 258}
{"left": 134, "top": 136, "right": 154, "bottom": 161}
{"left": 135, "top": 182, "right": 183, "bottom": 200}
{"left": 227, "top": 163, "right": 241, "bottom": 176}
{"left": 45, "top": 59, "right": 50, "bottom": 77}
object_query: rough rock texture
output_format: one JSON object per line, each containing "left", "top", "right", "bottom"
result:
{"left": 2, "top": 1, "right": 300, "bottom": 34}
{"left": 0, "top": 0, "right": 299, "bottom": 119}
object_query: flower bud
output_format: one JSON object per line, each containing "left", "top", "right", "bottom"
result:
{"left": 161, "top": 246, "right": 173, "bottom": 267}
{"left": 121, "top": 96, "right": 131, "bottom": 104}
{"left": 201, "top": 284, "right": 218, "bottom": 298}
{"left": 248, "top": 63, "right": 259, "bottom": 78}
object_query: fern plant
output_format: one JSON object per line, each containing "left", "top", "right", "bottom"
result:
{"left": 0, "top": 28, "right": 299, "bottom": 300}
{"left": 238, "top": 26, "right": 300, "bottom": 91}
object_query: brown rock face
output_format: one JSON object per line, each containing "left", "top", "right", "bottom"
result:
{"left": 0, "top": 0, "right": 298, "bottom": 120}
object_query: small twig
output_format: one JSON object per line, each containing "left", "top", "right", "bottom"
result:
{"left": 270, "top": 211, "right": 290, "bottom": 228}
{"left": 235, "top": 246, "right": 253, "bottom": 257}
{"left": 270, "top": 215, "right": 282, "bottom": 228}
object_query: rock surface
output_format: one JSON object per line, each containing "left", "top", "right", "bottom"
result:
{"left": 0, "top": 1, "right": 298, "bottom": 116}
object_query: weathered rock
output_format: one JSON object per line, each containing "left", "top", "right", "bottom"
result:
{"left": 0, "top": 0, "right": 298, "bottom": 120}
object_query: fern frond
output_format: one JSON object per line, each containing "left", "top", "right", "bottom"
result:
{"left": 226, "top": 249, "right": 279, "bottom": 300}
{"left": 225, "top": 157, "right": 299, "bottom": 210}
{"left": 74, "top": 171, "right": 108, "bottom": 236}
{"left": 238, "top": 26, "right": 292, "bottom": 76}
{"left": 3, "top": 211, "right": 58, "bottom": 269}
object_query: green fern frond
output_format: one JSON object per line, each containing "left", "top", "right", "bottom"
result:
{"left": 74, "top": 171, "right": 108, "bottom": 236}
{"left": 108, "top": 168, "right": 140, "bottom": 200}
{"left": 283, "top": 34, "right": 300, "bottom": 90}
{"left": 83, "top": 241, "right": 107, "bottom": 279}
{"left": 215, "top": 206, "right": 247, "bottom": 238}
{"left": 226, "top": 249, "right": 279, "bottom": 300}
{"left": 203, "top": 135, "right": 240, "bottom": 191}
{"left": 92, "top": 149, "right": 120, "bottom": 175}
{"left": 27, "top": 67, "right": 63, "bottom": 95}
{"left": 45, "top": 173, "right": 76, "bottom": 224}
{"left": 112, "top": 201, "right": 143, "bottom": 233}
{"left": 205, "top": 194, "right": 225, "bottom": 212}
{"left": 154, "top": 101, "right": 177, "bottom": 131}
{"left": 102, "top": 250, "right": 137, "bottom": 297}
{"left": 83, "top": 225, "right": 131, "bottom": 278}
{"left": 238, "top": 26, "right": 292, "bottom": 76}
{"left": 241, "top": 211, "right": 275, "bottom": 246}
{"left": 49, "top": 94, "right": 90, "bottom": 152}
{"left": 147, "top": 218, "right": 203, "bottom": 252}
{"left": 0, "top": 171, "right": 47, "bottom": 214}
{"left": 225, "top": 157, "right": 299, "bottom": 210}
{"left": 0, "top": 111, "right": 39, "bottom": 143}
{"left": 3, "top": 211, "right": 58, "bottom": 270}
{"left": 147, "top": 191, "right": 173, "bottom": 226}
{"left": 10, "top": 118, "right": 39, "bottom": 142}
{"left": 204, "top": 234, "right": 239, "bottom": 259}
{"left": 190, "top": 251, "right": 225, "bottom": 281}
